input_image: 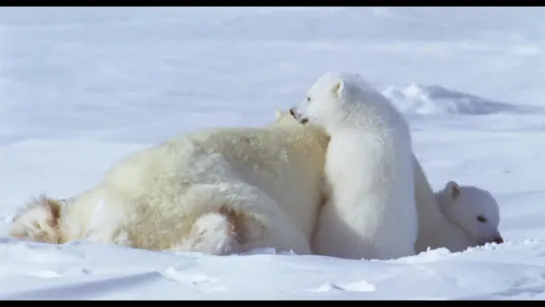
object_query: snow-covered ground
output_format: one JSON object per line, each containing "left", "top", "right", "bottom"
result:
{"left": 1, "top": 7, "right": 545, "bottom": 300}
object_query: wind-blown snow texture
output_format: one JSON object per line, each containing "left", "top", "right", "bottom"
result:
{"left": 1, "top": 7, "right": 545, "bottom": 300}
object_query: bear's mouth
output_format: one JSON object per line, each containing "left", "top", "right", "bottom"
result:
{"left": 480, "top": 235, "right": 504, "bottom": 246}
{"left": 289, "top": 107, "right": 309, "bottom": 124}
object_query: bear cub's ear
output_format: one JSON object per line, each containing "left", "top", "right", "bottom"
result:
{"left": 446, "top": 181, "right": 461, "bottom": 200}
{"left": 333, "top": 79, "right": 349, "bottom": 98}
{"left": 275, "top": 110, "right": 283, "bottom": 119}
{"left": 333, "top": 79, "right": 346, "bottom": 98}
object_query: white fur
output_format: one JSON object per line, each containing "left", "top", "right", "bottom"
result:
{"left": 300, "top": 72, "right": 418, "bottom": 260}
{"left": 175, "top": 211, "right": 238, "bottom": 255}
{"left": 283, "top": 108, "right": 505, "bottom": 255}
{"left": 10, "top": 195, "right": 62, "bottom": 244}
{"left": 10, "top": 107, "right": 503, "bottom": 257}
{"left": 411, "top": 161, "right": 470, "bottom": 253}
{"left": 431, "top": 181, "right": 503, "bottom": 251}
{"left": 412, "top": 161, "right": 504, "bottom": 253}
{"left": 10, "top": 114, "right": 330, "bottom": 255}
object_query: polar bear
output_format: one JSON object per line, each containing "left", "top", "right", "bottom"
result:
{"left": 10, "top": 112, "right": 330, "bottom": 255}
{"left": 295, "top": 72, "right": 418, "bottom": 260}
{"left": 426, "top": 180, "right": 503, "bottom": 253}
{"left": 286, "top": 107, "right": 504, "bottom": 254}
{"left": 9, "top": 108, "right": 504, "bottom": 257}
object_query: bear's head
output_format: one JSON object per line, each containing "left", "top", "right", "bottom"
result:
{"left": 294, "top": 72, "right": 382, "bottom": 132}
{"left": 10, "top": 195, "right": 64, "bottom": 244}
{"left": 271, "top": 108, "right": 310, "bottom": 127}
{"left": 295, "top": 72, "right": 351, "bottom": 131}
{"left": 437, "top": 181, "right": 504, "bottom": 247}
{"left": 272, "top": 108, "right": 304, "bottom": 126}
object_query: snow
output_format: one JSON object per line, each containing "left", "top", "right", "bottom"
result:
{"left": 1, "top": 7, "right": 545, "bottom": 299}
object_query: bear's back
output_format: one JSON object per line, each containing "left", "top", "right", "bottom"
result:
{"left": 185, "top": 125, "right": 329, "bottom": 237}
{"left": 97, "top": 122, "right": 328, "bottom": 238}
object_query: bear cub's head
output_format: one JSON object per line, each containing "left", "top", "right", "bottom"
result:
{"left": 437, "top": 181, "right": 504, "bottom": 247}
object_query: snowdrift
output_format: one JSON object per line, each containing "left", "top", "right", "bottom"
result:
{"left": 383, "top": 83, "right": 543, "bottom": 116}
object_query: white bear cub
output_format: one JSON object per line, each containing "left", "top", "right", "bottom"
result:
{"left": 298, "top": 72, "right": 418, "bottom": 260}
{"left": 434, "top": 181, "right": 503, "bottom": 251}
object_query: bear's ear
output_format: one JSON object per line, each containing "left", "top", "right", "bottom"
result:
{"left": 275, "top": 110, "right": 283, "bottom": 119}
{"left": 333, "top": 79, "right": 347, "bottom": 99}
{"left": 34, "top": 195, "right": 62, "bottom": 228}
{"left": 45, "top": 196, "right": 62, "bottom": 225}
{"left": 446, "top": 181, "right": 461, "bottom": 200}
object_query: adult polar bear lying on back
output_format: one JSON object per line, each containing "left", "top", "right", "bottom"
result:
{"left": 10, "top": 115, "right": 330, "bottom": 255}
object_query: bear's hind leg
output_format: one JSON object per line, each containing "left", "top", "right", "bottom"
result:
{"left": 173, "top": 206, "right": 241, "bottom": 255}
{"left": 171, "top": 204, "right": 277, "bottom": 256}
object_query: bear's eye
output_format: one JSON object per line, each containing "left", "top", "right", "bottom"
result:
{"left": 306, "top": 96, "right": 311, "bottom": 103}
{"left": 477, "top": 215, "right": 487, "bottom": 223}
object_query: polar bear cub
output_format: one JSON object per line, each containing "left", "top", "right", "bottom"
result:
{"left": 297, "top": 72, "right": 418, "bottom": 260}
{"left": 285, "top": 107, "right": 504, "bottom": 255}
{"left": 431, "top": 181, "right": 503, "bottom": 252}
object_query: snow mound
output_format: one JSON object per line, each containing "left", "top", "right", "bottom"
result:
{"left": 383, "top": 83, "right": 542, "bottom": 116}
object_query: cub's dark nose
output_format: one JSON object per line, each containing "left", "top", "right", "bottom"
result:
{"left": 492, "top": 236, "right": 504, "bottom": 244}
